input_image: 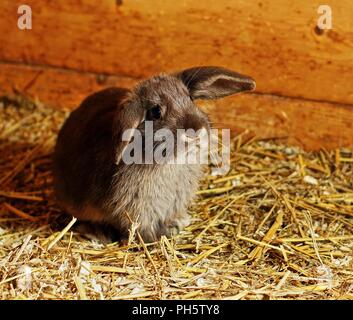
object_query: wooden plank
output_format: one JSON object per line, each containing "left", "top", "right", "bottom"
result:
{"left": 0, "top": 62, "right": 352, "bottom": 151}
{"left": 204, "top": 94, "right": 353, "bottom": 151}
{"left": 0, "top": 0, "right": 353, "bottom": 104}
{"left": 0, "top": 63, "right": 137, "bottom": 108}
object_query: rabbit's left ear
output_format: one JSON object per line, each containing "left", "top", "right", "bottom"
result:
{"left": 175, "top": 66, "right": 256, "bottom": 100}
{"left": 113, "top": 100, "right": 146, "bottom": 165}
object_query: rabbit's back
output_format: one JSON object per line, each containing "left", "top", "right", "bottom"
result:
{"left": 53, "top": 87, "right": 128, "bottom": 212}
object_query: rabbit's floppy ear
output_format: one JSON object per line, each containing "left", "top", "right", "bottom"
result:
{"left": 113, "top": 101, "right": 145, "bottom": 165}
{"left": 176, "top": 66, "right": 256, "bottom": 100}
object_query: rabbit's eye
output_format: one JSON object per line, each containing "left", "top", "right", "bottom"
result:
{"left": 147, "top": 105, "right": 162, "bottom": 120}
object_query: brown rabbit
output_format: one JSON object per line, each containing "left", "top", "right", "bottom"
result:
{"left": 53, "top": 66, "right": 255, "bottom": 242}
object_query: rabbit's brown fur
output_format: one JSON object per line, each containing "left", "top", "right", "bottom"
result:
{"left": 53, "top": 66, "right": 255, "bottom": 242}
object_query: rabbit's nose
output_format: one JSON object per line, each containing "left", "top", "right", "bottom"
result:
{"left": 185, "top": 130, "right": 197, "bottom": 140}
{"left": 183, "top": 114, "right": 205, "bottom": 132}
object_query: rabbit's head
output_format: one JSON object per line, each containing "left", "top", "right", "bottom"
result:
{"left": 114, "top": 66, "right": 256, "bottom": 164}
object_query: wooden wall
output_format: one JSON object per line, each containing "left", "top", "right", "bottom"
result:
{"left": 0, "top": 0, "right": 352, "bottom": 150}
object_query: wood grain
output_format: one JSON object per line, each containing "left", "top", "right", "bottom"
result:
{"left": 203, "top": 94, "right": 353, "bottom": 151}
{"left": 1, "top": 62, "right": 352, "bottom": 151}
{"left": 0, "top": 63, "right": 137, "bottom": 108}
{"left": 0, "top": 0, "right": 353, "bottom": 104}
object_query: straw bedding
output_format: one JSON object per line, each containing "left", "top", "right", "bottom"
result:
{"left": 0, "top": 95, "right": 352, "bottom": 300}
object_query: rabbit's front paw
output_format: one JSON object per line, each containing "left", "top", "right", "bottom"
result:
{"left": 166, "top": 213, "right": 191, "bottom": 237}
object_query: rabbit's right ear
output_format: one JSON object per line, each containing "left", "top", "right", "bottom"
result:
{"left": 113, "top": 101, "right": 145, "bottom": 165}
{"left": 176, "top": 66, "right": 256, "bottom": 100}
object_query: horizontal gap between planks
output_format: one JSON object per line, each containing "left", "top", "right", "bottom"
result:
{"left": 1, "top": 59, "right": 352, "bottom": 109}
